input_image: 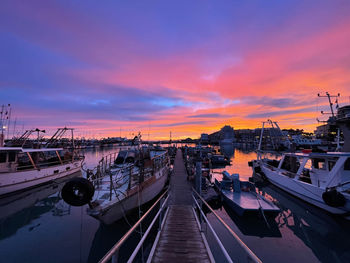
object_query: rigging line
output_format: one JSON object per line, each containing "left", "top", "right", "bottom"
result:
{"left": 252, "top": 190, "right": 271, "bottom": 229}
{"left": 115, "top": 188, "right": 143, "bottom": 235}
{"left": 113, "top": 173, "right": 143, "bottom": 235}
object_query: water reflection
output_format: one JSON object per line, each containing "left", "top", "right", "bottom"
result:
{"left": 204, "top": 197, "right": 282, "bottom": 238}
{"left": 256, "top": 181, "right": 350, "bottom": 263}
{"left": 0, "top": 174, "right": 76, "bottom": 240}
{"left": 219, "top": 144, "right": 235, "bottom": 159}
{"left": 223, "top": 203, "right": 282, "bottom": 238}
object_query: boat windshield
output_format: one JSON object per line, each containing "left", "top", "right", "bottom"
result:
{"left": 115, "top": 151, "right": 127, "bottom": 164}
{"left": 281, "top": 155, "right": 300, "bottom": 173}
{"left": 328, "top": 157, "right": 339, "bottom": 171}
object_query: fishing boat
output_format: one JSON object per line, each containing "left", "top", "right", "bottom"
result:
{"left": 215, "top": 171, "right": 279, "bottom": 216}
{"left": 0, "top": 128, "right": 83, "bottom": 196}
{"left": 62, "top": 145, "right": 170, "bottom": 224}
{"left": 251, "top": 93, "right": 350, "bottom": 217}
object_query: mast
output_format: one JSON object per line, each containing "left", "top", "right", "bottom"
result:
{"left": 257, "top": 121, "right": 265, "bottom": 160}
{"left": 317, "top": 92, "right": 340, "bottom": 119}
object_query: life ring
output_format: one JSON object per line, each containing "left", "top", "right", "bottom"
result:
{"left": 322, "top": 189, "right": 346, "bottom": 207}
{"left": 61, "top": 177, "right": 95, "bottom": 206}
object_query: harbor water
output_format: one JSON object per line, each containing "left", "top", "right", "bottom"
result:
{"left": 1, "top": 145, "right": 350, "bottom": 262}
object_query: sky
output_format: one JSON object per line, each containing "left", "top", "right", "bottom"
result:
{"left": 1, "top": 0, "right": 350, "bottom": 139}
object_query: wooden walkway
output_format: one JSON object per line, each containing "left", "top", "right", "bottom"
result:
{"left": 151, "top": 149, "right": 212, "bottom": 263}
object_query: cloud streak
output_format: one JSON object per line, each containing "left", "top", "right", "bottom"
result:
{"left": 1, "top": 0, "right": 350, "bottom": 138}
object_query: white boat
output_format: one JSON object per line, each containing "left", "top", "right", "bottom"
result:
{"left": 251, "top": 96, "right": 350, "bottom": 217}
{"left": 252, "top": 152, "right": 350, "bottom": 215}
{"left": 291, "top": 135, "right": 322, "bottom": 147}
{"left": 62, "top": 146, "right": 170, "bottom": 224}
{"left": 90, "top": 148, "right": 169, "bottom": 224}
{"left": 0, "top": 147, "right": 83, "bottom": 196}
{"left": 0, "top": 127, "right": 84, "bottom": 196}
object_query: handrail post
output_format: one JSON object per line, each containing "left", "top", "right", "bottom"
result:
{"left": 111, "top": 251, "right": 118, "bottom": 263}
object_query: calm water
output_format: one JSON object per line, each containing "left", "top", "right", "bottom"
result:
{"left": 0, "top": 145, "right": 350, "bottom": 262}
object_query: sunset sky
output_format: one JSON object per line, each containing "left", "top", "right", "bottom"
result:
{"left": 1, "top": 0, "right": 350, "bottom": 139}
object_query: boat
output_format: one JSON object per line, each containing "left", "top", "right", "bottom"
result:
{"left": 62, "top": 145, "right": 170, "bottom": 224}
{"left": 251, "top": 93, "right": 350, "bottom": 217}
{"left": 0, "top": 128, "right": 84, "bottom": 196}
{"left": 291, "top": 135, "right": 322, "bottom": 147}
{"left": 215, "top": 171, "right": 279, "bottom": 216}
{"left": 209, "top": 154, "right": 230, "bottom": 166}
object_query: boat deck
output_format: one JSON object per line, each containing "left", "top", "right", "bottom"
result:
{"left": 222, "top": 189, "right": 279, "bottom": 212}
{"left": 151, "top": 149, "right": 212, "bottom": 263}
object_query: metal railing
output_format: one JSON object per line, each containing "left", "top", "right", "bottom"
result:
{"left": 98, "top": 189, "right": 169, "bottom": 263}
{"left": 192, "top": 188, "right": 262, "bottom": 263}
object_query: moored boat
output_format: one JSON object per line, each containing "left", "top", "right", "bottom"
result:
{"left": 62, "top": 145, "right": 170, "bottom": 224}
{"left": 215, "top": 171, "right": 279, "bottom": 216}
{"left": 0, "top": 128, "right": 83, "bottom": 196}
{"left": 251, "top": 94, "right": 350, "bottom": 217}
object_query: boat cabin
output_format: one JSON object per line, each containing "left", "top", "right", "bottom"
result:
{"left": 275, "top": 152, "right": 350, "bottom": 189}
{"left": 0, "top": 147, "right": 74, "bottom": 173}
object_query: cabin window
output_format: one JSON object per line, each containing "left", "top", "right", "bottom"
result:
{"left": 328, "top": 158, "right": 339, "bottom": 171}
{"left": 345, "top": 158, "right": 350, "bottom": 171}
{"left": 304, "top": 159, "right": 312, "bottom": 170}
{"left": 34, "top": 152, "right": 50, "bottom": 167}
{"left": 44, "top": 151, "right": 61, "bottom": 165}
{"left": 0, "top": 152, "right": 6, "bottom": 163}
{"left": 312, "top": 158, "right": 326, "bottom": 170}
{"left": 17, "top": 153, "right": 33, "bottom": 170}
{"left": 8, "top": 152, "right": 16, "bottom": 162}
{"left": 281, "top": 156, "right": 300, "bottom": 173}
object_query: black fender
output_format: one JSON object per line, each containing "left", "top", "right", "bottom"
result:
{"left": 322, "top": 189, "right": 346, "bottom": 207}
{"left": 61, "top": 177, "right": 95, "bottom": 206}
{"left": 254, "top": 165, "right": 261, "bottom": 173}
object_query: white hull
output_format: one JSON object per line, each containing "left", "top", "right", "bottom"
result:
{"left": 0, "top": 161, "right": 81, "bottom": 196}
{"left": 88, "top": 167, "right": 168, "bottom": 224}
{"left": 258, "top": 163, "right": 350, "bottom": 215}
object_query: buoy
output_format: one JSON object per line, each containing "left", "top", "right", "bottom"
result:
{"left": 322, "top": 189, "right": 346, "bottom": 207}
{"left": 61, "top": 177, "right": 95, "bottom": 206}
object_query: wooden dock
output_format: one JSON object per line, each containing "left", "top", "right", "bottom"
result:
{"left": 151, "top": 149, "right": 213, "bottom": 263}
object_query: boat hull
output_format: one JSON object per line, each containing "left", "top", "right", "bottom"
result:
{"left": 221, "top": 189, "right": 280, "bottom": 216}
{"left": 256, "top": 161, "right": 350, "bottom": 215}
{"left": 88, "top": 167, "right": 168, "bottom": 224}
{"left": 0, "top": 161, "right": 82, "bottom": 196}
